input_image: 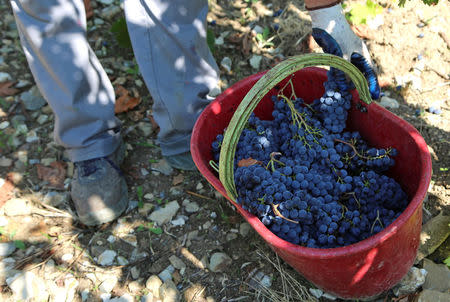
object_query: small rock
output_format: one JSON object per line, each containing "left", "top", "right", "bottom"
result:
{"left": 108, "top": 293, "right": 134, "bottom": 302}
{"left": 149, "top": 201, "right": 180, "bottom": 225}
{"left": 3, "top": 198, "right": 32, "bottom": 216}
{"left": 137, "top": 122, "right": 153, "bottom": 136}
{"left": 0, "top": 157, "right": 12, "bottom": 167}
{"left": 196, "top": 182, "right": 204, "bottom": 190}
{"left": 202, "top": 221, "right": 212, "bottom": 230}
{"left": 15, "top": 79, "right": 30, "bottom": 88}
{"left": 159, "top": 280, "right": 180, "bottom": 302}
{"left": 239, "top": 223, "right": 252, "bottom": 237}
{"left": 0, "top": 243, "right": 16, "bottom": 257}
{"left": 144, "top": 193, "right": 154, "bottom": 200}
{"left": 146, "top": 275, "right": 163, "bottom": 298}
{"left": 100, "top": 6, "right": 121, "bottom": 19}
{"left": 99, "top": 0, "right": 114, "bottom": 4}
{"left": 171, "top": 215, "right": 187, "bottom": 226}
{"left": 107, "top": 235, "right": 116, "bottom": 243}
{"left": 210, "top": 212, "right": 217, "bottom": 219}
{"left": 37, "top": 115, "right": 49, "bottom": 125}
{"left": 7, "top": 271, "right": 48, "bottom": 301}
{"left": 43, "top": 191, "right": 69, "bottom": 207}
{"left": 378, "top": 96, "right": 400, "bottom": 109}
{"left": 20, "top": 86, "right": 47, "bottom": 111}
{"left": 0, "top": 72, "right": 11, "bottom": 82}
{"left": 61, "top": 253, "right": 73, "bottom": 262}
{"left": 184, "top": 284, "right": 207, "bottom": 302}
{"left": 0, "top": 216, "right": 8, "bottom": 227}
{"left": 138, "top": 203, "right": 154, "bottom": 215}
{"left": 117, "top": 256, "right": 129, "bottom": 266}
{"left": 394, "top": 266, "right": 427, "bottom": 296}
{"left": 252, "top": 25, "right": 264, "bottom": 34}
{"left": 141, "top": 168, "right": 149, "bottom": 176}
{"left": 249, "top": 55, "right": 262, "bottom": 69}
{"left": 131, "top": 266, "right": 140, "bottom": 279}
{"left": 309, "top": 288, "right": 323, "bottom": 299}
{"left": 0, "top": 121, "right": 9, "bottom": 129}
{"left": 17, "top": 150, "right": 27, "bottom": 163}
{"left": 417, "top": 213, "right": 450, "bottom": 261}
{"left": 94, "top": 18, "right": 105, "bottom": 25}
{"left": 97, "top": 250, "right": 117, "bottom": 266}
{"left": 99, "top": 276, "right": 118, "bottom": 294}
{"left": 185, "top": 201, "right": 200, "bottom": 213}
{"left": 141, "top": 293, "right": 155, "bottom": 302}
{"left": 220, "top": 57, "right": 232, "bottom": 73}
{"left": 151, "top": 159, "right": 174, "bottom": 176}
{"left": 128, "top": 281, "right": 142, "bottom": 293}
{"left": 248, "top": 271, "right": 273, "bottom": 290}
{"left": 416, "top": 289, "right": 450, "bottom": 302}
{"left": 158, "top": 265, "right": 175, "bottom": 282}
{"left": 209, "top": 252, "right": 232, "bottom": 273}
{"left": 226, "top": 233, "right": 238, "bottom": 241}
{"left": 322, "top": 293, "right": 337, "bottom": 300}
{"left": 422, "top": 259, "right": 450, "bottom": 293}
{"left": 169, "top": 255, "right": 186, "bottom": 270}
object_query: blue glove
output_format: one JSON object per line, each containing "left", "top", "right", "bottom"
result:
{"left": 309, "top": 5, "right": 381, "bottom": 100}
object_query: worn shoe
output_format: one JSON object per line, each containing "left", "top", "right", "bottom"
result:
{"left": 164, "top": 151, "right": 197, "bottom": 171}
{"left": 71, "top": 142, "right": 128, "bottom": 226}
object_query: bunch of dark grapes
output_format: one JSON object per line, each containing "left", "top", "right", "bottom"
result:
{"left": 211, "top": 71, "right": 409, "bottom": 249}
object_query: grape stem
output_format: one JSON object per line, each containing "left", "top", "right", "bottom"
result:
{"left": 370, "top": 210, "right": 384, "bottom": 233}
{"left": 272, "top": 204, "right": 299, "bottom": 224}
{"left": 343, "top": 192, "right": 361, "bottom": 208}
{"left": 266, "top": 152, "right": 285, "bottom": 171}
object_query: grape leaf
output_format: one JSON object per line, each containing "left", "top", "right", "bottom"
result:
{"left": 149, "top": 227, "right": 162, "bottom": 235}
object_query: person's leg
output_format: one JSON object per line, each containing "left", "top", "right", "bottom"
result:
{"left": 10, "top": 0, "right": 128, "bottom": 225}
{"left": 10, "top": 0, "right": 121, "bottom": 161}
{"left": 124, "top": 0, "right": 219, "bottom": 168}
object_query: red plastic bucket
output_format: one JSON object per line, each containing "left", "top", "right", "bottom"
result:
{"left": 191, "top": 67, "right": 432, "bottom": 299}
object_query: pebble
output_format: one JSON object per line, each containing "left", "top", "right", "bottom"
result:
{"left": 99, "top": 0, "right": 114, "bottom": 4}
{"left": 137, "top": 122, "right": 153, "bottom": 136}
{"left": 117, "top": 256, "right": 129, "bottom": 266}
{"left": 0, "top": 121, "right": 9, "bottom": 129}
{"left": 422, "top": 258, "right": 450, "bottom": 293}
{"left": 43, "top": 191, "right": 69, "bottom": 207}
{"left": 99, "top": 276, "right": 118, "bottom": 294}
{"left": 3, "top": 198, "right": 32, "bottom": 216}
{"left": 416, "top": 289, "right": 450, "bottom": 302}
{"left": 202, "top": 221, "right": 212, "bottom": 230}
{"left": 7, "top": 271, "right": 48, "bottom": 301}
{"left": 394, "top": 266, "right": 428, "bottom": 296}
{"left": 0, "top": 216, "right": 8, "bottom": 227}
{"left": 159, "top": 280, "right": 180, "bottom": 302}
{"left": 100, "top": 6, "right": 121, "bottom": 19}
{"left": 97, "top": 250, "right": 117, "bottom": 266}
{"left": 252, "top": 25, "right": 264, "bottom": 34}
{"left": 171, "top": 215, "right": 187, "bottom": 226}
{"left": 249, "top": 55, "right": 262, "bottom": 69}
{"left": 146, "top": 275, "right": 163, "bottom": 297}
{"left": 220, "top": 57, "right": 232, "bottom": 73}
{"left": 379, "top": 96, "right": 400, "bottom": 109}
{"left": 15, "top": 79, "right": 30, "bottom": 88}
{"left": 20, "top": 86, "right": 47, "bottom": 111}
{"left": 226, "top": 233, "right": 238, "bottom": 241}
{"left": 0, "top": 242, "right": 16, "bottom": 257}
{"left": 61, "top": 253, "right": 73, "bottom": 262}
{"left": 37, "top": 114, "right": 49, "bottom": 125}
{"left": 196, "top": 182, "right": 204, "bottom": 190}
{"left": 239, "top": 223, "right": 252, "bottom": 237}
{"left": 417, "top": 213, "right": 450, "bottom": 261}
{"left": 209, "top": 252, "right": 232, "bottom": 273}
{"left": 131, "top": 266, "right": 140, "bottom": 279}
{"left": 94, "top": 18, "right": 105, "bottom": 25}
{"left": 309, "top": 288, "right": 323, "bottom": 298}
{"left": 128, "top": 281, "right": 142, "bottom": 293}
{"left": 0, "top": 157, "right": 12, "bottom": 167}
{"left": 158, "top": 265, "right": 175, "bottom": 282}
{"left": 151, "top": 159, "right": 174, "bottom": 176}
{"left": 185, "top": 201, "right": 200, "bottom": 213}
{"left": 109, "top": 293, "right": 134, "bottom": 302}
{"left": 140, "top": 168, "right": 149, "bottom": 176}
{"left": 148, "top": 201, "right": 180, "bottom": 225}
{"left": 210, "top": 212, "right": 217, "bottom": 219}
{"left": 0, "top": 72, "right": 11, "bottom": 82}
{"left": 169, "top": 255, "right": 186, "bottom": 270}
{"left": 107, "top": 235, "right": 116, "bottom": 243}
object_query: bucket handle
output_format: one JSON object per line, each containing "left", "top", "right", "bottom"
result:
{"left": 218, "top": 53, "right": 373, "bottom": 200}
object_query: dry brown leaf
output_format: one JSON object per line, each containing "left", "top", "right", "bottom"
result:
{"left": 148, "top": 115, "right": 160, "bottom": 132}
{"left": 351, "top": 24, "right": 375, "bottom": 40}
{"left": 36, "top": 161, "right": 67, "bottom": 189}
{"left": 242, "top": 32, "right": 252, "bottom": 56}
{"left": 172, "top": 174, "right": 184, "bottom": 186}
{"left": 0, "top": 81, "right": 19, "bottom": 97}
{"left": 0, "top": 178, "right": 14, "bottom": 208}
{"left": 238, "top": 158, "right": 262, "bottom": 167}
{"left": 114, "top": 85, "right": 141, "bottom": 114}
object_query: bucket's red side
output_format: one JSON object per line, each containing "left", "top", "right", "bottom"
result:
{"left": 191, "top": 67, "right": 431, "bottom": 299}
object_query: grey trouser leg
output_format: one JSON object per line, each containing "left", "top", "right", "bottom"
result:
{"left": 10, "top": 0, "right": 122, "bottom": 162}
{"left": 124, "top": 0, "right": 219, "bottom": 156}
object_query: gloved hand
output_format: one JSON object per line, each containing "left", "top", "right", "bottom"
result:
{"left": 309, "top": 4, "right": 380, "bottom": 100}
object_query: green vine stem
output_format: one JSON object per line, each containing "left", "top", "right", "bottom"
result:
{"left": 219, "top": 53, "right": 372, "bottom": 200}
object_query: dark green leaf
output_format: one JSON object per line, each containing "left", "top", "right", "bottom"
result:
{"left": 149, "top": 227, "right": 162, "bottom": 235}
{"left": 110, "top": 18, "right": 132, "bottom": 48}
{"left": 14, "top": 240, "right": 26, "bottom": 250}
